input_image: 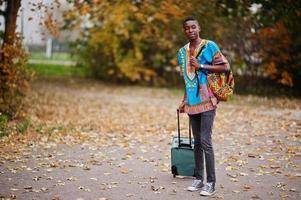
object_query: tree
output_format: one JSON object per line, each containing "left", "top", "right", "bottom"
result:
{"left": 216, "top": 0, "right": 301, "bottom": 90}
{"left": 0, "top": 0, "right": 29, "bottom": 118}
{"left": 64, "top": 0, "right": 238, "bottom": 85}
{"left": 63, "top": 0, "right": 194, "bottom": 85}
{"left": 253, "top": 0, "right": 301, "bottom": 89}
{"left": 0, "top": 0, "right": 21, "bottom": 46}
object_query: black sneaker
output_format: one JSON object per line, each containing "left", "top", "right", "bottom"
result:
{"left": 200, "top": 182, "right": 216, "bottom": 196}
{"left": 187, "top": 179, "right": 204, "bottom": 191}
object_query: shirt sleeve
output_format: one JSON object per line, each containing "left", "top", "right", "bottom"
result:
{"left": 205, "top": 41, "right": 229, "bottom": 67}
{"left": 177, "top": 49, "right": 184, "bottom": 76}
{"left": 177, "top": 49, "right": 184, "bottom": 66}
{"left": 212, "top": 51, "right": 229, "bottom": 67}
{"left": 203, "top": 41, "right": 220, "bottom": 63}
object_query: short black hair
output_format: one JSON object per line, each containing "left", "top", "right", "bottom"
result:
{"left": 182, "top": 16, "right": 199, "bottom": 26}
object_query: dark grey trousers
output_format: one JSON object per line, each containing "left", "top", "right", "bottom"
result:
{"left": 189, "top": 109, "right": 216, "bottom": 182}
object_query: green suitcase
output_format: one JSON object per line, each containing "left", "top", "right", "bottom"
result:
{"left": 171, "top": 109, "right": 195, "bottom": 177}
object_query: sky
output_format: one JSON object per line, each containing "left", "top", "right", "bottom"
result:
{"left": 20, "top": 0, "right": 48, "bottom": 44}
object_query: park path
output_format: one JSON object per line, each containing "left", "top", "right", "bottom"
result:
{"left": 28, "top": 59, "right": 76, "bottom": 66}
{"left": 0, "top": 78, "right": 301, "bottom": 200}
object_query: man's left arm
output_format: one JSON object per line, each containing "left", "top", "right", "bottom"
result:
{"left": 201, "top": 52, "right": 230, "bottom": 73}
{"left": 190, "top": 41, "right": 230, "bottom": 73}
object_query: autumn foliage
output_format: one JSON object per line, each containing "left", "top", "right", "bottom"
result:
{"left": 64, "top": 0, "right": 190, "bottom": 85}
{"left": 0, "top": 34, "right": 31, "bottom": 118}
{"left": 61, "top": 0, "right": 300, "bottom": 90}
{"left": 0, "top": 0, "right": 31, "bottom": 119}
{"left": 256, "top": 22, "right": 292, "bottom": 86}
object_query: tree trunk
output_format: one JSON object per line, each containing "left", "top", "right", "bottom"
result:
{"left": 3, "top": 0, "right": 21, "bottom": 46}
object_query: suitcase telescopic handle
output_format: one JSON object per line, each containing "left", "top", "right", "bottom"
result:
{"left": 177, "top": 109, "right": 192, "bottom": 148}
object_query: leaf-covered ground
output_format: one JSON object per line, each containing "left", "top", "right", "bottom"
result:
{"left": 1, "top": 78, "right": 301, "bottom": 200}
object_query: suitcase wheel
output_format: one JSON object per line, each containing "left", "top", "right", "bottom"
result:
{"left": 171, "top": 165, "right": 178, "bottom": 178}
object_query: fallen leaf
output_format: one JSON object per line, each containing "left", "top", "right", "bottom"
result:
{"left": 24, "top": 186, "right": 32, "bottom": 190}
{"left": 294, "top": 173, "right": 301, "bottom": 177}
{"left": 289, "top": 188, "right": 297, "bottom": 192}
{"left": 227, "top": 173, "right": 237, "bottom": 178}
{"left": 251, "top": 194, "right": 261, "bottom": 199}
{"left": 126, "top": 193, "right": 134, "bottom": 197}
{"left": 33, "top": 176, "right": 41, "bottom": 181}
{"left": 67, "top": 176, "right": 77, "bottom": 181}
{"left": 120, "top": 168, "right": 129, "bottom": 174}
{"left": 225, "top": 166, "right": 238, "bottom": 171}
{"left": 243, "top": 185, "right": 251, "bottom": 190}
{"left": 248, "top": 153, "right": 256, "bottom": 158}
{"left": 151, "top": 185, "right": 158, "bottom": 191}
{"left": 169, "top": 189, "right": 177, "bottom": 195}
{"left": 270, "top": 165, "right": 280, "bottom": 169}
{"left": 239, "top": 172, "right": 248, "bottom": 176}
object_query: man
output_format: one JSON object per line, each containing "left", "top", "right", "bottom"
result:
{"left": 177, "top": 16, "right": 229, "bottom": 196}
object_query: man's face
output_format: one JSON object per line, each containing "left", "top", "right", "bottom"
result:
{"left": 183, "top": 20, "right": 200, "bottom": 41}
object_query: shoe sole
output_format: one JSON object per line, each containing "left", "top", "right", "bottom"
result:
{"left": 187, "top": 187, "right": 199, "bottom": 192}
{"left": 187, "top": 186, "right": 205, "bottom": 192}
{"left": 200, "top": 190, "right": 216, "bottom": 196}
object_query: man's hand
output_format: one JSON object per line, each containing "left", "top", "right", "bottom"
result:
{"left": 189, "top": 57, "right": 200, "bottom": 70}
{"left": 178, "top": 101, "right": 186, "bottom": 113}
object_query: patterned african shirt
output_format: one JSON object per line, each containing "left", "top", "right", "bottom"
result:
{"left": 177, "top": 39, "right": 229, "bottom": 115}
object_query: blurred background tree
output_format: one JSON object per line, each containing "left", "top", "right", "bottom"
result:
{"left": 216, "top": 0, "right": 301, "bottom": 93}
{"left": 64, "top": 0, "right": 191, "bottom": 85}
{"left": 254, "top": 0, "right": 301, "bottom": 89}
{"left": 62, "top": 0, "right": 300, "bottom": 94}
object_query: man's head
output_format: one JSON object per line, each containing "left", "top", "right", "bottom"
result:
{"left": 182, "top": 16, "right": 200, "bottom": 41}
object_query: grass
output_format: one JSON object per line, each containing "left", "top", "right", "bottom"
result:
{"left": 0, "top": 115, "right": 33, "bottom": 137}
{"left": 29, "top": 52, "right": 76, "bottom": 61}
{"left": 0, "top": 114, "right": 8, "bottom": 137}
{"left": 16, "top": 118, "right": 31, "bottom": 134}
{"left": 27, "top": 63, "right": 87, "bottom": 78}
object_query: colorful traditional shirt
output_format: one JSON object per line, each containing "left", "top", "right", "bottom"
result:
{"left": 177, "top": 39, "right": 228, "bottom": 115}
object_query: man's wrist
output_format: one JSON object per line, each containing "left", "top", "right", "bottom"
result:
{"left": 196, "top": 64, "right": 204, "bottom": 70}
